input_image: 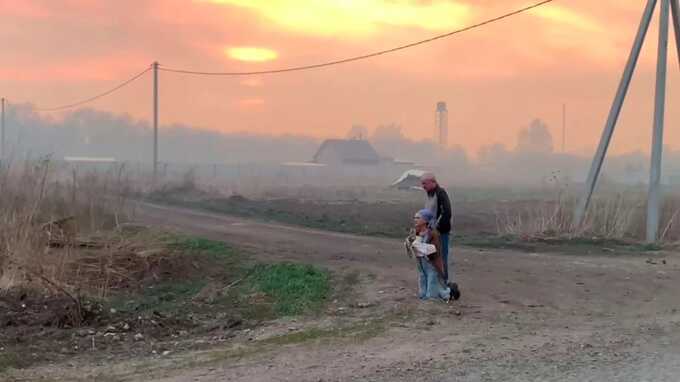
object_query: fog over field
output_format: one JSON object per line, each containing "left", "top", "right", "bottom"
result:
{"left": 5, "top": 104, "right": 680, "bottom": 188}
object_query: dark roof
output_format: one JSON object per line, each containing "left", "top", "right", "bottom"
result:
{"left": 313, "top": 139, "right": 381, "bottom": 165}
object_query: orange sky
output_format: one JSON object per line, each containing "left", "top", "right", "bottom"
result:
{"left": 1, "top": 0, "right": 679, "bottom": 156}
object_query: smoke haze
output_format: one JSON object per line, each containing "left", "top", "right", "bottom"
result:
{"left": 5, "top": 105, "right": 680, "bottom": 188}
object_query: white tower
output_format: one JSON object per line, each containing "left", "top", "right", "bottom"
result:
{"left": 436, "top": 101, "right": 448, "bottom": 148}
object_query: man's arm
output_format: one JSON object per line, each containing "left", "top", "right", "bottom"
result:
{"left": 437, "top": 189, "right": 452, "bottom": 231}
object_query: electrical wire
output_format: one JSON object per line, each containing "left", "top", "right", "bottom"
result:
{"left": 35, "top": 66, "right": 152, "bottom": 111}
{"left": 159, "top": 0, "right": 555, "bottom": 76}
{"left": 10, "top": 0, "right": 556, "bottom": 111}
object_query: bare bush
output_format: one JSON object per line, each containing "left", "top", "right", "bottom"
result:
{"left": 0, "top": 158, "right": 139, "bottom": 298}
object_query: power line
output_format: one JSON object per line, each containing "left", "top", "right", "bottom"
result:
{"left": 34, "top": 66, "right": 152, "bottom": 111}
{"left": 7, "top": 0, "right": 555, "bottom": 111}
{"left": 159, "top": 0, "right": 556, "bottom": 76}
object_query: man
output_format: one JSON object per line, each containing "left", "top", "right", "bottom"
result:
{"left": 420, "top": 172, "right": 460, "bottom": 300}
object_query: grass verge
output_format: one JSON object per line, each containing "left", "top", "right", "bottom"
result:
{"left": 109, "top": 236, "right": 331, "bottom": 321}
{"left": 248, "top": 263, "right": 330, "bottom": 316}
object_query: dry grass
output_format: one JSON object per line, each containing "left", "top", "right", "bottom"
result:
{"left": 0, "top": 157, "right": 148, "bottom": 299}
{"left": 495, "top": 185, "right": 680, "bottom": 243}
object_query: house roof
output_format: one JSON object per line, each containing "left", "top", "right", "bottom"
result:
{"left": 313, "top": 139, "right": 381, "bottom": 164}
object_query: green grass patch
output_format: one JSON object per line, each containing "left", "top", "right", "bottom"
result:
{"left": 108, "top": 238, "right": 333, "bottom": 319}
{"left": 248, "top": 263, "right": 330, "bottom": 316}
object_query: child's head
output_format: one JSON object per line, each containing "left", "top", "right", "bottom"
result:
{"left": 413, "top": 209, "right": 434, "bottom": 230}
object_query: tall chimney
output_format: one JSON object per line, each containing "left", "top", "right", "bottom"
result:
{"left": 436, "top": 101, "right": 448, "bottom": 148}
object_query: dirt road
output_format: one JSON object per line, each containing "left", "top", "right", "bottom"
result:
{"left": 9, "top": 202, "right": 675, "bottom": 381}
{"left": 124, "top": 202, "right": 680, "bottom": 382}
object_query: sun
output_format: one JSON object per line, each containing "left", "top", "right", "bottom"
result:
{"left": 226, "top": 47, "right": 278, "bottom": 62}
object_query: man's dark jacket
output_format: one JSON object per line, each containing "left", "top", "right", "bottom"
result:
{"left": 431, "top": 186, "right": 452, "bottom": 234}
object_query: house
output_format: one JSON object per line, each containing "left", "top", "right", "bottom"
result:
{"left": 312, "top": 139, "right": 381, "bottom": 166}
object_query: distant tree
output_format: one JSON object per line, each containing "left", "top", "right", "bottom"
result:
{"left": 371, "top": 123, "right": 405, "bottom": 142}
{"left": 516, "top": 119, "right": 554, "bottom": 154}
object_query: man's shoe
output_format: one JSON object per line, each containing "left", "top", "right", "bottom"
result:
{"left": 449, "top": 282, "right": 461, "bottom": 301}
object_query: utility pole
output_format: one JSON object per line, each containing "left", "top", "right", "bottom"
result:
{"left": 672, "top": 0, "right": 680, "bottom": 69}
{"left": 647, "top": 0, "right": 670, "bottom": 242}
{"left": 573, "top": 0, "right": 657, "bottom": 228}
{"left": 153, "top": 61, "right": 159, "bottom": 182}
{"left": 574, "top": 0, "right": 680, "bottom": 242}
{"left": 562, "top": 103, "right": 566, "bottom": 153}
{"left": 1, "top": 98, "right": 5, "bottom": 160}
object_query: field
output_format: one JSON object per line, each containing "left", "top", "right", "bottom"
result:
{"left": 2, "top": 164, "right": 680, "bottom": 381}
{"left": 148, "top": 181, "right": 680, "bottom": 252}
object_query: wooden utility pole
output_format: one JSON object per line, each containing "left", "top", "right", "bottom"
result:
{"left": 1, "top": 97, "right": 5, "bottom": 160}
{"left": 153, "top": 62, "right": 159, "bottom": 182}
{"left": 562, "top": 103, "right": 566, "bottom": 153}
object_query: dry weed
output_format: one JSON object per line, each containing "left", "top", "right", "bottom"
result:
{"left": 0, "top": 157, "right": 140, "bottom": 298}
{"left": 495, "top": 185, "right": 680, "bottom": 243}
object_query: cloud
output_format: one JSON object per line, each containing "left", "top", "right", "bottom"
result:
{"left": 0, "top": 53, "right": 149, "bottom": 82}
{"left": 530, "top": 5, "right": 601, "bottom": 32}
{"left": 526, "top": 4, "right": 617, "bottom": 66}
{"left": 202, "top": 0, "right": 473, "bottom": 36}
{"left": 3, "top": 0, "right": 677, "bottom": 156}
{"left": 3, "top": 0, "right": 50, "bottom": 19}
